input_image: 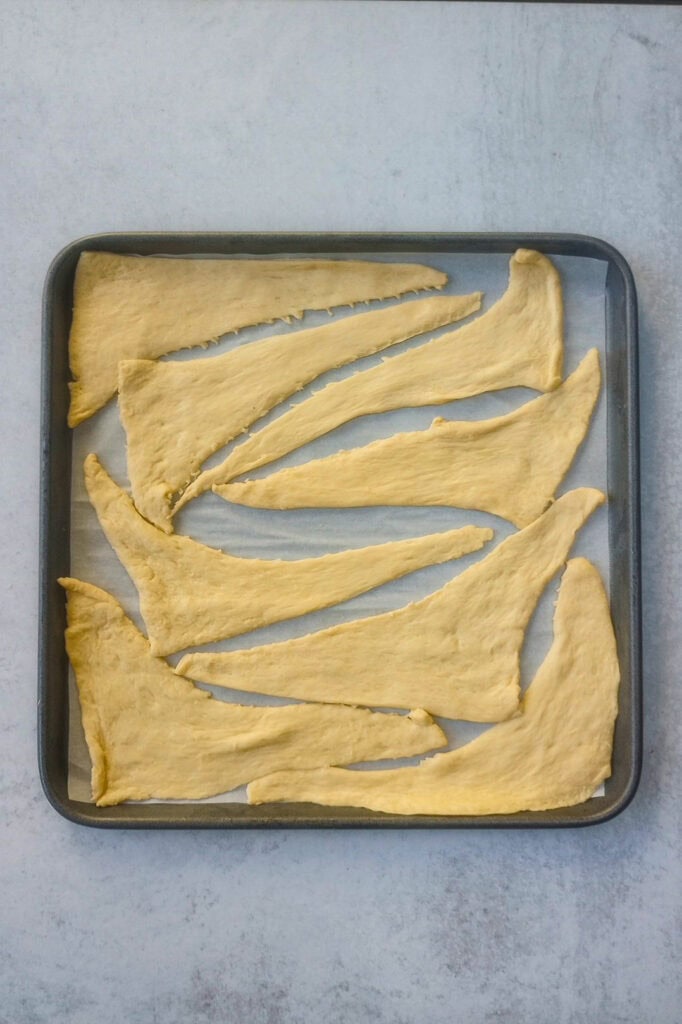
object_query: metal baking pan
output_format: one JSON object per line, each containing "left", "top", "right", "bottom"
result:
{"left": 39, "top": 232, "right": 641, "bottom": 828}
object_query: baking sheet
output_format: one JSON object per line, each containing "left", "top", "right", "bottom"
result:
{"left": 66, "top": 250, "right": 609, "bottom": 805}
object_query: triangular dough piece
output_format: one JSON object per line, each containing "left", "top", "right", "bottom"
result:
{"left": 59, "top": 578, "right": 447, "bottom": 807}
{"left": 186, "top": 249, "right": 563, "bottom": 494}
{"left": 119, "top": 293, "right": 482, "bottom": 532}
{"left": 218, "top": 350, "right": 600, "bottom": 527}
{"left": 248, "top": 559, "right": 620, "bottom": 816}
{"left": 177, "top": 488, "right": 604, "bottom": 721}
{"left": 84, "top": 454, "right": 493, "bottom": 656}
{"left": 67, "top": 252, "right": 448, "bottom": 426}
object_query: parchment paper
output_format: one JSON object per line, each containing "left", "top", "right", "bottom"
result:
{"left": 67, "top": 250, "right": 609, "bottom": 804}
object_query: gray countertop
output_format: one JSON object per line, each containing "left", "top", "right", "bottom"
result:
{"left": 2, "top": 2, "right": 680, "bottom": 1022}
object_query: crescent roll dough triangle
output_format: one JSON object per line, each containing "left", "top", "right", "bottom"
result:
{"left": 59, "top": 578, "right": 447, "bottom": 807}
{"left": 67, "top": 252, "right": 448, "bottom": 426}
{"left": 248, "top": 559, "right": 620, "bottom": 815}
{"left": 83, "top": 454, "right": 493, "bottom": 656}
{"left": 176, "top": 488, "right": 605, "bottom": 721}
{"left": 119, "top": 293, "right": 481, "bottom": 532}
{"left": 218, "top": 350, "right": 600, "bottom": 527}
{"left": 184, "top": 248, "right": 563, "bottom": 498}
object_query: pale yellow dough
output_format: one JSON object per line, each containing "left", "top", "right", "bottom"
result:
{"left": 248, "top": 559, "right": 620, "bottom": 816}
{"left": 188, "top": 248, "right": 563, "bottom": 493}
{"left": 119, "top": 293, "right": 481, "bottom": 531}
{"left": 59, "top": 578, "right": 447, "bottom": 807}
{"left": 218, "top": 350, "right": 600, "bottom": 527}
{"left": 67, "top": 252, "right": 448, "bottom": 426}
{"left": 83, "top": 454, "right": 492, "bottom": 657}
{"left": 177, "top": 488, "right": 604, "bottom": 721}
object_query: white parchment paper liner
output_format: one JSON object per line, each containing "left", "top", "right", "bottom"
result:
{"left": 67, "top": 251, "right": 609, "bottom": 805}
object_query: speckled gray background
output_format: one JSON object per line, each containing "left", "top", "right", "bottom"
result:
{"left": 2, "top": 2, "right": 680, "bottom": 1022}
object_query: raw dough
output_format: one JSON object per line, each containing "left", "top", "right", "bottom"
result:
{"left": 218, "top": 350, "right": 600, "bottom": 527}
{"left": 177, "top": 488, "right": 604, "bottom": 721}
{"left": 67, "top": 252, "right": 448, "bottom": 426}
{"left": 188, "top": 249, "right": 563, "bottom": 493}
{"left": 59, "top": 577, "right": 447, "bottom": 806}
{"left": 84, "top": 454, "right": 493, "bottom": 656}
{"left": 119, "top": 293, "right": 481, "bottom": 531}
{"left": 248, "top": 559, "right": 620, "bottom": 815}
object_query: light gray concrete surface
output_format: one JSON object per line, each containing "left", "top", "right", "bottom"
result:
{"left": 1, "top": 2, "right": 680, "bottom": 1022}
